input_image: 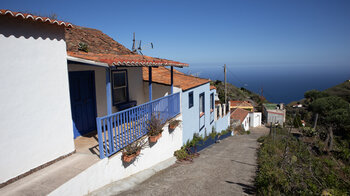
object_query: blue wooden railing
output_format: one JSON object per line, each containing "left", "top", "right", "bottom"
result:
{"left": 96, "top": 92, "right": 180, "bottom": 159}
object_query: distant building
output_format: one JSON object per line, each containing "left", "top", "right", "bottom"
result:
{"left": 263, "top": 103, "right": 286, "bottom": 126}
{"left": 249, "top": 112, "right": 262, "bottom": 127}
{"left": 229, "top": 100, "right": 254, "bottom": 112}
{"left": 292, "top": 104, "right": 303, "bottom": 108}
{"left": 230, "top": 108, "right": 250, "bottom": 131}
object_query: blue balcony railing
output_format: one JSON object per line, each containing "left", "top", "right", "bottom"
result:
{"left": 96, "top": 92, "right": 180, "bottom": 159}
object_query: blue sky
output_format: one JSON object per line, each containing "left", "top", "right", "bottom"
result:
{"left": 2, "top": 0, "right": 350, "bottom": 67}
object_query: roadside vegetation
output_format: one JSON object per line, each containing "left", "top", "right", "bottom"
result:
{"left": 174, "top": 126, "right": 232, "bottom": 161}
{"left": 256, "top": 81, "right": 350, "bottom": 195}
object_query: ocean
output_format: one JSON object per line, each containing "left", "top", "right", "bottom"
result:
{"left": 177, "top": 64, "right": 350, "bottom": 104}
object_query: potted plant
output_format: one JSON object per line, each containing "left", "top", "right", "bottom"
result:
{"left": 122, "top": 138, "right": 147, "bottom": 163}
{"left": 169, "top": 119, "right": 181, "bottom": 130}
{"left": 147, "top": 114, "right": 164, "bottom": 143}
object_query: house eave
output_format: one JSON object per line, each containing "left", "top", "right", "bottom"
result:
{"left": 67, "top": 56, "right": 109, "bottom": 68}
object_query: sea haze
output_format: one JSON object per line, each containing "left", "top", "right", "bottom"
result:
{"left": 177, "top": 64, "right": 350, "bottom": 104}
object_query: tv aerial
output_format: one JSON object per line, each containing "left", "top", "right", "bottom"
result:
{"left": 132, "top": 32, "right": 153, "bottom": 55}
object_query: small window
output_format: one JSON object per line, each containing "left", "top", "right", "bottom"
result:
{"left": 210, "top": 93, "right": 214, "bottom": 112}
{"left": 199, "top": 92, "right": 205, "bottom": 115}
{"left": 112, "top": 70, "right": 128, "bottom": 105}
{"left": 188, "top": 91, "right": 193, "bottom": 108}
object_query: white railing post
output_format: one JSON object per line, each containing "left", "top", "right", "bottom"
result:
{"left": 223, "top": 104, "right": 226, "bottom": 116}
{"left": 218, "top": 104, "right": 222, "bottom": 118}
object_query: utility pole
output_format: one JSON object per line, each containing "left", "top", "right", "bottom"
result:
{"left": 224, "top": 64, "right": 227, "bottom": 105}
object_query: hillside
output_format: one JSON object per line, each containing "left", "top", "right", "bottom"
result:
{"left": 210, "top": 80, "right": 263, "bottom": 106}
{"left": 288, "top": 80, "right": 350, "bottom": 106}
{"left": 324, "top": 80, "right": 350, "bottom": 102}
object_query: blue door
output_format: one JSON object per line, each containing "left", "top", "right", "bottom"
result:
{"left": 69, "top": 71, "right": 97, "bottom": 138}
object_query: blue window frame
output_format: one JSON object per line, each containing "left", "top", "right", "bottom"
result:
{"left": 189, "top": 91, "right": 194, "bottom": 108}
{"left": 199, "top": 92, "right": 205, "bottom": 130}
{"left": 112, "top": 70, "right": 129, "bottom": 106}
{"left": 199, "top": 92, "right": 205, "bottom": 115}
{"left": 210, "top": 93, "right": 214, "bottom": 112}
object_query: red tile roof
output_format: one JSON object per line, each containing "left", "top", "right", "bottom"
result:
{"left": 65, "top": 26, "right": 188, "bottom": 67}
{"left": 230, "top": 108, "right": 249, "bottom": 122}
{"left": 210, "top": 85, "right": 216, "bottom": 90}
{"left": 0, "top": 9, "right": 73, "bottom": 27}
{"left": 142, "top": 67, "right": 210, "bottom": 91}
{"left": 229, "top": 100, "right": 253, "bottom": 107}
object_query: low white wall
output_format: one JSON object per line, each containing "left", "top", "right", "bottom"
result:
{"left": 49, "top": 115, "right": 183, "bottom": 196}
{"left": 213, "top": 113, "right": 230, "bottom": 133}
{"left": 0, "top": 16, "right": 74, "bottom": 183}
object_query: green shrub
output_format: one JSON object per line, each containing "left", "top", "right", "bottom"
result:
{"left": 174, "top": 147, "right": 189, "bottom": 160}
{"left": 256, "top": 130, "right": 350, "bottom": 195}
{"left": 78, "top": 42, "right": 88, "bottom": 52}
{"left": 302, "top": 127, "right": 317, "bottom": 137}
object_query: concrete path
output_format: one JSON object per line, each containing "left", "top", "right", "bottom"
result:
{"left": 101, "top": 126, "right": 268, "bottom": 196}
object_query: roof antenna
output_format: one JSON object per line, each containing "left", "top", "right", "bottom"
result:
{"left": 131, "top": 32, "right": 154, "bottom": 55}
{"left": 132, "top": 32, "right": 136, "bottom": 53}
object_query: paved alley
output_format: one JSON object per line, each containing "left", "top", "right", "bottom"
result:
{"left": 95, "top": 127, "right": 268, "bottom": 196}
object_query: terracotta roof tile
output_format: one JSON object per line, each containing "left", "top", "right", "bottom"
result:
{"left": 142, "top": 67, "right": 210, "bottom": 91}
{"left": 230, "top": 108, "right": 249, "bottom": 122}
{"left": 0, "top": 9, "right": 73, "bottom": 27}
{"left": 210, "top": 85, "right": 216, "bottom": 90}
{"left": 65, "top": 26, "right": 188, "bottom": 67}
{"left": 229, "top": 100, "right": 253, "bottom": 107}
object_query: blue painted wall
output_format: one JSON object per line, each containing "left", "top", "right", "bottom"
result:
{"left": 181, "top": 83, "right": 230, "bottom": 144}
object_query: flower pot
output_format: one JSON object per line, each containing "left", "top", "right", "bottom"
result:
{"left": 149, "top": 133, "right": 162, "bottom": 143}
{"left": 169, "top": 124, "right": 177, "bottom": 130}
{"left": 122, "top": 149, "right": 140, "bottom": 163}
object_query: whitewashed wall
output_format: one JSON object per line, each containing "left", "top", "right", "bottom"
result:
{"left": 123, "top": 67, "right": 147, "bottom": 109}
{"left": 0, "top": 16, "right": 74, "bottom": 183}
{"left": 242, "top": 115, "right": 250, "bottom": 131}
{"left": 143, "top": 82, "right": 172, "bottom": 101}
{"left": 249, "top": 112, "right": 261, "bottom": 127}
{"left": 49, "top": 115, "right": 183, "bottom": 196}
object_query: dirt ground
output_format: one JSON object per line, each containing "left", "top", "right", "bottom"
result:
{"left": 118, "top": 126, "right": 269, "bottom": 196}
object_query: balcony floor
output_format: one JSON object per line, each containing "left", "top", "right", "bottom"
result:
{"left": 74, "top": 131, "right": 101, "bottom": 157}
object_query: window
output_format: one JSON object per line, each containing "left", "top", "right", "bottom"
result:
{"left": 188, "top": 91, "right": 193, "bottom": 108}
{"left": 199, "top": 93, "right": 205, "bottom": 116}
{"left": 210, "top": 93, "right": 214, "bottom": 112}
{"left": 112, "top": 70, "right": 128, "bottom": 105}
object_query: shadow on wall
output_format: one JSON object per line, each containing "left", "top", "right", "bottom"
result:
{"left": 0, "top": 15, "right": 65, "bottom": 41}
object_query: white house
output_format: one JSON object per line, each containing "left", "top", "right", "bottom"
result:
{"left": 142, "top": 67, "right": 231, "bottom": 144}
{"left": 0, "top": 9, "right": 189, "bottom": 195}
{"left": 0, "top": 9, "right": 75, "bottom": 185}
{"left": 230, "top": 108, "right": 250, "bottom": 131}
{"left": 249, "top": 112, "right": 262, "bottom": 127}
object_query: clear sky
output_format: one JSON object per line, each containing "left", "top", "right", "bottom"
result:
{"left": 2, "top": 0, "right": 350, "bottom": 67}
